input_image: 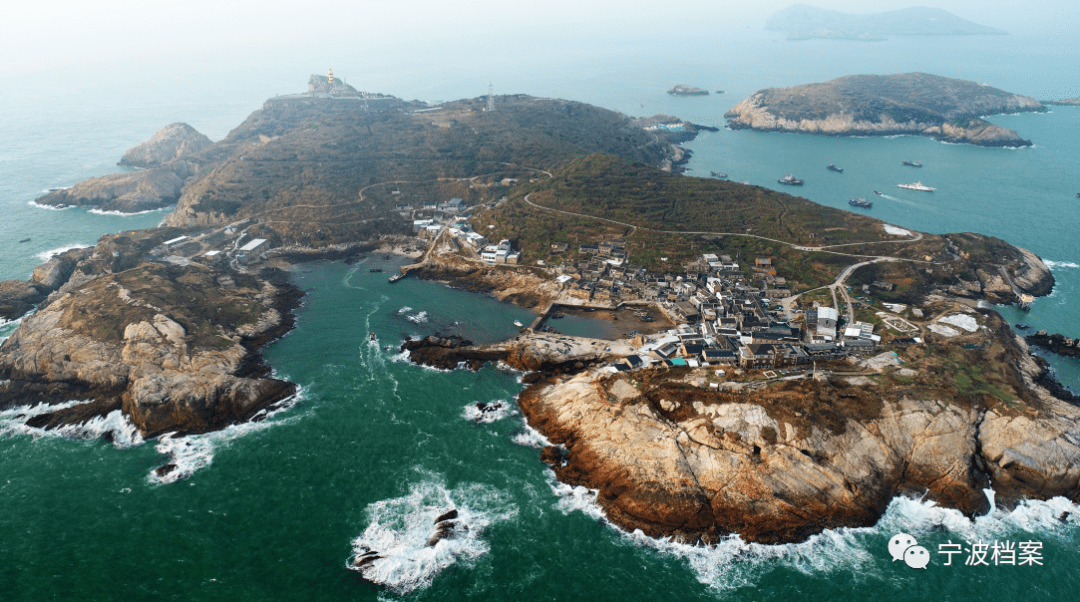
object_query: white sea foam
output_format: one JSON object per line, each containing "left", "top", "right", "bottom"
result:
{"left": 883, "top": 225, "right": 912, "bottom": 237}
{"left": 347, "top": 474, "right": 518, "bottom": 594}
{"left": 511, "top": 421, "right": 553, "bottom": 448}
{"left": 0, "top": 403, "right": 142, "bottom": 448}
{"left": 1044, "top": 260, "right": 1079, "bottom": 270}
{"left": 88, "top": 206, "right": 172, "bottom": 216}
{"left": 35, "top": 243, "right": 92, "bottom": 262}
{"left": 148, "top": 386, "right": 306, "bottom": 485}
{"left": 462, "top": 399, "right": 514, "bottom": 424}
{"left": 397, "top": 306, "right": 413, "bottom": 314}
{"left": 547, "top": 477, "right": 1080, "bottom": 592}
{"left": 405, "top": 311, "right": 428, "bottom": 324}
{"left": 27, "top": 200, "right": 73, "bottom": 210}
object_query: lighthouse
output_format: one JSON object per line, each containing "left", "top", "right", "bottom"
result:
{"left": 328, "top": 68, "right": 334, "bottom": 84}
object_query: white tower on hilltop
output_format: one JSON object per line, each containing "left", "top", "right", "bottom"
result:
{"left": 487, "top": 82, "right": 495, "bottom": 112}
{"left": 328, "top": 68, "right": 334, "bottom": 84}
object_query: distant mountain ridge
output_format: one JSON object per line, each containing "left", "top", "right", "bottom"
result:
{"left": 767, "top": 4, "right": 1007, "bottom": 41}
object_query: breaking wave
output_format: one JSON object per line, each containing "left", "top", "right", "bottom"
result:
{"left": 347, "top": 473, "right": 518, "bottom": 594}
{"left": 1044, "top": 260, "right": 1079, "bottom": 270}
{"left": 27, "top": 200, "right": 72, "bottom": 210}
{"left": 88, "top": 206, "right": 172, "bottom": 216}
{"left": 0, "top": 403, "right": 143, "bottom": 448}
{"left": 35, "top": 243, "right": 92, "bottom": 262}
{"left": 547, "top": 476, "right": 1080, "bottom": 592}
{"left": 462, "top": 399, "right": 514, "bottom": 424}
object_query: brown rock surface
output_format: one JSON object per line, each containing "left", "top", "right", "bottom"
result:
{"left": 119, "top": 123, "right": 212, "bottom": 168}
{"left": 33, "top": 163, "right": 195, "bottom": 213}
{"left": 518, "top": 340, "right": 1080, "bottom": 544}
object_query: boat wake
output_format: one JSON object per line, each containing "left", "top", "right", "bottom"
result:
{"left": 347, "top": 473, "right": 518, "bottom": 594}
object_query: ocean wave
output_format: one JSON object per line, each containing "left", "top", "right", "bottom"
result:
{"left": 0, "top": 402, "right": 142, "bottom": 448}
{"left": 26, "top": 200, "right": 73, "bottom": 211}
{"left": 88, "top": 206, "right": 172, "bottom": 216}
{"left": 148, "top": 386, "right": 306, "bottom": 485}
{"left": 347, "top": 474, "right": 518, "bottom": 594}
{"left": 462, "top": 399, "right": 515, "bottom": 424}
{"left": 1043, "top": 260, "right": 1079, "bottom": 270}
{"left": 397, "top": 306, "right": 413, "bottom": 314}
{"left": 35, "top": 243, "right": 92, "bottom": 262}
{"left": 405, "top": 311, "right": 428, "bottom": 324}
{"left": 511, "top": 420, "right": 553, "bottom": 448}
{"left": 548, "top": 479, "right": 1080, "bottom": 592}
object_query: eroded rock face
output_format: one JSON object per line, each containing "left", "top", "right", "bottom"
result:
{"left": 119, "top": 123, "right": 212, "bottom": 168}
{"left": 518, "top": 366, "right": 1080, "bottom": 545}
{"left": 0, "top": 247, "right": 94, "bottom": 320}
{"left": 0, "top": 264, "right": 299, "bottom": 437}
{"left": 33, "top": 163, "right": 195, "bottom": 213}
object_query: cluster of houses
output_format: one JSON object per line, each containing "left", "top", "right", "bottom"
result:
{"left": 545, "top": 245, "right": 887, "bottom": 373}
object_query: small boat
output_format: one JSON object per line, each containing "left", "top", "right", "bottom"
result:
{"left": 369, "top": 268, "right": 383, "bottom": 273}
{"left": 18, "top": 237, "right": 31, "bottom": 243}
{"left": 513, "top": 320, "right": 524, "bottom": 327}
{"left": 710, "top": 171, "right": 728, "bottom": 179}
{"left": 777, "top": 174, "right": 804, "bottom": 186}
{"left": 383, "top": 254, "right": 391, "bottom": 260}
{"left": 873, "top": 190, "right": 883, "bottom": 196}
{"left": 902, "top": 160, "right": 923, "bottom": 167}
{"left": 897, "top": 182, "right": 935, "bottom": 192}
{"left": 369, "top": 332, "right": 377, "bottom": 342}
{"left": 848, "top": 197, "right": 873, "bottom": 209}
{"left": 826, "top": 164, "right": 844, "bottom": 173}
{"left": 388, "top": 273, "right": 405, "bottom": 283}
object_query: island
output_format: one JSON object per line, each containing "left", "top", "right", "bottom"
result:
{"left": 725, "top": 73, "right": 1044, "bottom": 147}
{"left": 667, "top": 85, "right": 708, "bottom": 96}
{"left": 1046, "top": 98, "right": 1080, "bottom": 106}
{"left": 3, "top": 75, "right": 1077, "bottom": 546}
{"left": 766, "top": 4, "right": 1007, "bottom": 41}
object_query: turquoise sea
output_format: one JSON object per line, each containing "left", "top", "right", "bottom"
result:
{"left": 2, "top": 26, "right": 1080, "bottom": 600}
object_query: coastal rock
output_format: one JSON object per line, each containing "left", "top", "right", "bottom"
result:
{"left": 0, "top": 263, "right": 299, "bottom": 436}
{"left": 1010, "top": 248, "right": 1055, "bottom": 297}
{"left": 33, "top": 163, "right": 195, "bottom": 213}
{"left": 724, "top": 73, "right": 1042, "bottom": 147}
{"left": 0, "top": 247, "right": 94, "bottom": 320}
{"left": 119, "top": 123, "right": 212, "bottom": 168}
{"left": 518, "top": 327, "right": 1080, "bottom": 544}
{"left": 31, "top": 247, "right": 93, "bottom": 290}
{"left": 0, "top": 280, "right": 46, "bottom": 321}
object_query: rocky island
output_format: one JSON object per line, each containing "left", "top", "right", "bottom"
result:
{"left": 667, "top": 85, "right": 709, "bottom": 97}
{"left": 725, "top": 73, "right": 1044, "bottom": 147}
{"left": 766, "top": 4, "right": 1007, "bottom": 41}
{"left": 3, "top": 75, "right": 1076, "bottom": 547}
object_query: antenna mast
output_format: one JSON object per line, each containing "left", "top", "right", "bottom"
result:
{"left": 487, "top": 82, "right": 495, "bottom": 112}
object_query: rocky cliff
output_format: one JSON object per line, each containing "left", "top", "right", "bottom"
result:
{"left": 0, "top": 262, "right": 300, "bottom": 437}
{"left": 0, "top": 247, "right": 94, "bottom": 320}
{"left": 517, "top": 315, "right": 1080, "bottom": 544}
{"left": 33, "top": 161, "right": 196, "bottom": 213}
{"left": 119, "top": 123, "right": 212, "bottom": 168}
{"left": 725, "top": 73, "right": 1043, "bottom": 147}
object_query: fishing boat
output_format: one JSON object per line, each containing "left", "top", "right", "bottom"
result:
{"left": 848, "top": 197, "right": 873, "bottom": 209}
{"left": 873, "top": 190, "right": 883, "bottom": 196}
{"left": 18, "top": 237, "right": 31, "bottom": 243}
{"left": 388, "top": 273, "right": 405, "bottom": 283}
{"left": 826, "top": 164, "right": 844, "bottom": 173}
{"left": 513, "top": 320, "right": 524, "bottom": 327}
{"left": 369, "top": 268, "right": 383, "bottom": 273}
{"left": 777, "top": 174, "right": 804, "bottom": 186}
{"left": 897, "top": 182, "right": 935, "bottom": 192}
{"left": 902, "top": 160, "right": 923, "bottom": 167}
{"left": 710, "top": 171, "right": 728, "bottom": 179}
{"left": 369, "top": 332, "right": 377, "bottom": 342}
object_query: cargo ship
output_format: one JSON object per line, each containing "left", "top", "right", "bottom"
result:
{"left": 897, "top": 182, "right": 935, "bottom": 192}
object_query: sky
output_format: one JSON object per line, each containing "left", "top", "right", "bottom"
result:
{"left": 1, "top": 1, "right": 1075, "bottom": 78}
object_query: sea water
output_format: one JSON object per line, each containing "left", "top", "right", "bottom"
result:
{"left": 2, "top": 26, "right": 1080, "bottom": 600}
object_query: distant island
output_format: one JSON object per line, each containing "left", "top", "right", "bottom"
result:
{"left": 667, "top": 85, "right": 708, "bottom": 96}
{"left": 1046, "top": 97, "right": 1080, "bottom": 106}
{"left": 766, "top": 4, "right": 1007, "bottom": 41}
{"left": 725, "top": 73, "right": 1044, "bottom": 147}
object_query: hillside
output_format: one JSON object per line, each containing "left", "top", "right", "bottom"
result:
{"left": 725, "top": 73, "right": 1044, "bottom": 147}
{"left": 766, "top": 4, "right": 1007, "bottom": 40}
